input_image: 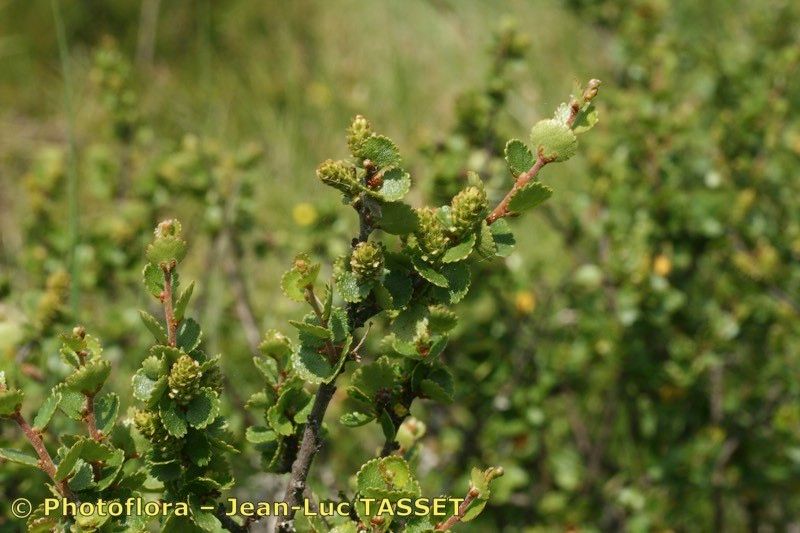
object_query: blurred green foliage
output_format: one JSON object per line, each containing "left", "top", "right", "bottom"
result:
{"left": 1, "top": 0, "right": 799, "bottom": 531}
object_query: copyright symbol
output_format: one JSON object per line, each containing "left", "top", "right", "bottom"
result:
{"left": 11, "top": 498, "right": 32, "bottom": 519}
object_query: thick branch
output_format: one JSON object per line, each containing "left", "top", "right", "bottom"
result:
{"left": 273, "top": 198, "right": 375, "bottom": 532}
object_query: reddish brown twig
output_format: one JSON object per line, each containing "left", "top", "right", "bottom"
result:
{"left": 435, "top": 487, "right": 480, "bottom": 531}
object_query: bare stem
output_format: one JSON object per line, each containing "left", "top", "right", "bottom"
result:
{"left": 83, "top": 393, "right": 103, "bottom": 441}
{"left": 486, "top": 154, "right": 551, "bottom": 225}
{"left": 435, "top": 487, "right": 480, "bottom": 531}
{"left": 12, "top": 412, "right": 75, "bottom": 499}
{"left": 161, "top": 267, "right": 178, "bottom": 346}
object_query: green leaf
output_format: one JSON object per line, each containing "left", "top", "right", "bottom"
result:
{"left": 139, "top": 310, "right": 168, "bottom": 344}
{"left": 191, "top": 498, "right": 223, "bottom": 532}
{"left": 379, "top": 409, "right": 396, "bottom": 442}
{"left": 391, "top": 304, "right": 428, "bottom": 343}
{"left": 281, "top": 254, "right": 321, "bottom": 302}
{"left": 145, "top": 235, "right": 187, "bottom": 265}
{"left": 141, "top": 355, "right": 166, "bottom": 379}
{"left": 349, "top": 357, "right": 400, "bottom": 408}
{"left": 185, "top": 388, "right": 221, "bottom": 429}
{"left": 373, "top": 168, "right": 411, "bottom": 201}
{"left": 340, "top": 411, "right": 374, "bottom": 427}
{"left": 507, "top": 181, "right": 553, "bottom": 213}
{"left": 268, "top": 387, "right": 312, "bottom": 436}
{"left": 132, "top": 370, "right": 166, "bottom": 406}
{"left": 80, "top": 439, "right": 115, "bottom": 462}
{"left": 376, "top": 268, "right": 413, "bottom": 310}
{"left": 357, "top": 135, "right": 401, "bottom": 167}
{"left": 530, "top": 118, "right": 578, "bottom": 162}
{"left": 66, "top": 360, "right": 111, "bottom": 395}
{"left": 177, "top": 318, "right": 202, "bottom": 352}
{"left": 572, "top": 103, "right": 598, "bottom": 134}
{"left": 335, "top": 269, "right": 370, "bottom": 303}
{"left": 159, "top": 400, "right": 188, "bottom": 437}
{"left": 57, "top": 387, "right": 84, "bottom": 420}
{"left": 377, "top": 201, "right": 419, "bottom": 235}
{"left": 0, "top": 448, "right": 39, "bottom": 467}
{"left": 142, "top": 263, "right": 164, "bottom": 298}
{"left": 356, "top": 456, "right": 421, "bottom": 499}
{"left": 259, "top": 330, "right": 293, "bottom": 362}
{"left": 504, "top": 139, "right": 535, "bottom": 176}
{"left": 411, "top": 255, "right": 448, "bottom": 287}
{"left": 55, "top": 440, "right": 85, "bottom": 481}
{"left": 94, "top": 393, "right": 119, "bottom": 434}
{"left": 292, "top": 337, "right": 348, "bottom": 385}
{"left": 489, "top": 219, "right": 515, "bottom": 257}
{"left": 245, "top": 426, "right": 278, "bottom": 444}
{"left": 253, "top": 356, "right": 279, "bottom": 386}
{"left": 68, "top": 461, "right": 95, "bottom": 491}
{"left": 289, "top": 320, "right": 331, "bottom": 340}
{"left": 245, "top": 391, "right": 272, "bottom": 410}
{"left": 280, "top": 269, "right": 306, "bottom": 302}
{"left": 186, "top": 432, "right": 212, "bottom": 466}
{"left": 442, "top": 233, "right": 476, "bottom": 263}
{"left": 33, "top": 391, "right": 61, "bottom": 431}
{"left": 419, "top": 367, "right": 454, "bottom": 403}
{"left": 431, "top": 262, "right": 471, "bottom": 304}
{"left": 428, "top": 306, "right": 458, "bottom": 333}
{"left": 0, "top": 389, "right": 23, "bottom": 416}
{"left": 174, "top": 281, "right": 194, "bottom": 322}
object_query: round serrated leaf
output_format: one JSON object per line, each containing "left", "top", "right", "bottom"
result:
{"left": 356, "top": 135, "right": 401, "bottom": 167}
{"left": 505, "top": 139, "right": 535, "bottom": 176}
{"left": 530, "top": 118, "right": 577, "bottom": 162}
{"left": 159, "top": 400, "right": 188, "bottom": 437}
{"left": 0, "top": 389, "right": 23, "bottom": 416}
{"left": 507, "top": 181, "right": 553, "bottom": 213}
{"left": 0, "top": 448, "right": 39, "bottom": 467}
{"left": 374, "top": 168, "right": 411, "bottom": 202}
{"left": 377, "top": 201, "right": 419, "bottom": 235}
{"left": 94, "top": 393, "right": 119, "bottom": 434}
{"left": 146, "top": 235, "right": 187, "bottom": 265}
{"left": 246, "top": 426, "right": 278, "bottom": 444}
{"left": 66, "top": 360, "right": 111, "bottom": 395}
{"left": 185, "top": 388, "right": 221, "bottom": 429}
{"left": 488, "top": 219, "right": 515, "bottom": 257}
{"left": 142, "top": 263, "right": 164, "bottom": 298}
{"left": 33, "top": 391, "right": 61, "bottom": 431}
{"left": 340, "top": 411, "right": 374, "bottom": 427}
{"left": 356, "top": 456, "right": 420, "bottom": 499}
{"left": 411, "top": 255, "right": 448, "bottom": 287}
{"left": 441, "top": 233, "right": 476, "bottom": 263}
{"left": 177, "top": 318, "right": 202, "bottom": 352}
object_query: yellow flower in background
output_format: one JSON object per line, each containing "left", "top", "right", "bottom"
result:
{"left": 653, "top": 254, "right": 672, "bottom": 277}
{"left": 292, "top": 202, "right": 318, "bottom": 227}
{"left": 514, "top": 290, "right": 536, "bottom": 314}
